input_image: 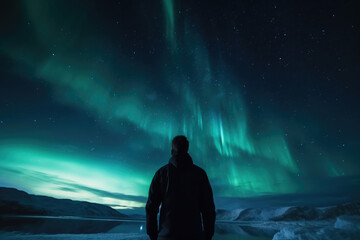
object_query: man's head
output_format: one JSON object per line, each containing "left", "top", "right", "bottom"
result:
{"left": 171, "top": 135, "right": 189, "bottom": 155}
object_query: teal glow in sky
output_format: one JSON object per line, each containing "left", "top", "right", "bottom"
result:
{"left": 0, "top": 0, "right": 359, "bottom": 211}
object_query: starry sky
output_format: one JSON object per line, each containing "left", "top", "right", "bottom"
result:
{"left": 0, "top": 0, "right": 359, "bottom": 213}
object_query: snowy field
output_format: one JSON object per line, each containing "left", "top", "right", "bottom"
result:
{"left": 217, "top": 216, "right": 360, "bottom": 240}
{"left": 1, "top": 216, "right": 360, "bottom": 240}
{"left": 2, "top": 201, "right": 360, "bottom": 240}
{"left": 0, "top": 233, "right": 149, "bottom": 240}
{"left": 272, "top": 216, "right": 360, "bottom": 240}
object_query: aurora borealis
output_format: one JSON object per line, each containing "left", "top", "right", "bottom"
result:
{"left": 0, "top": 0, "right": 359, "bottom": 213}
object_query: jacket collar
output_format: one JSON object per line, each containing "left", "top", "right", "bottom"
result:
{"left": 169, "top": 152, "right": 193, "bottom": 169}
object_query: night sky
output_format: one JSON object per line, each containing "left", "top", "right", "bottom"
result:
{"left": 0, "top": 0, "right": 359, "bottom": 213}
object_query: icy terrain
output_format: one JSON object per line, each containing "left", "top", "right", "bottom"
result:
{"left": 215, "top": 202, "right": 360, "bottom": 239}
{"left": 1, "top": 188, "right": 359, "bottom": 240}
{"left": 216, "top": 201, "right": 360, "bottom": 221}
{"left": 2, "top": 216, "right": 359, "bottom": 240}
{"left": 0, "top": 232, "right": 149, "bottom": 240}
{"left": 272, "top": 216, "right": 360, "bottom": 240}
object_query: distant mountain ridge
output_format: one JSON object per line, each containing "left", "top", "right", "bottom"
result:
{"left": 0, "top": 187, "right": 127, "bottom": 218}
{"left": 216, "top": 201, "right": 360, "bottom": 222}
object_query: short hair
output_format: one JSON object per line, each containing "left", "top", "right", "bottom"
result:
{"left": 171, "top": 135, "right": 189, "bottom": 154}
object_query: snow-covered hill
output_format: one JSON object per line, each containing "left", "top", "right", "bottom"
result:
{"left": 0, "top": 187, "right": 127, "bottom": 218}
{"left": 216, "top": 201, "right": 360, "bottom": 222}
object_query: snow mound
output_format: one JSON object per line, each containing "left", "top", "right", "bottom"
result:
{"left": 271, "top": 206, "right": 319, "bottom": 221}
{"left": 272, "top": 216, "right": 360, "bottom": 240}
{"left": 237, "top": 207, "right": 291, "bottom": 221}
{"left": 216, "top": 207, "right": 291, "bottom": 221}
{"left": 334, "top": 215, "right": 360, "bottom": 231}
{"left": 216, "top": 208, "right": 244, "bottom": 221}
{"left": 272, "top": 226, "right": 360, "bottom": 240}
{"left": 320, "top": 202, "right": 360, "bottom": 219}
{"left": 273, "top": 202, "right": 360, "bottom": 221}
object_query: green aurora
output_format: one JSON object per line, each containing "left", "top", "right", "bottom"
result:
{"left": 0, "top": 0, "right": 358, "bottom": 211}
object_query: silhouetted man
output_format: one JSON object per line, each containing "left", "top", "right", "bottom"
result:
{"left": 146, "top": 135, "right": 216, "bottom": 240}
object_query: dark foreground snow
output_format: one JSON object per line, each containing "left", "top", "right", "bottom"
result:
{"left": 2, "top": 216, "right": 360, "bottom": 240}
{"left": 0, "top": 233, "right": 148, "bottom": 240}
{"left": 272, "top": 216, "right": 360, "bottom": 240}
{"left": 2, "top": 201, "right": 360, "bottom": 240}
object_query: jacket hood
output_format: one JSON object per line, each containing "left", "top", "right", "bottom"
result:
{"left": 169, "top": 152, "right": 193, "bottom": 170}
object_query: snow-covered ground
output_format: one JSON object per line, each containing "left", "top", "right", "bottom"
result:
{"left": 2, "top": 201, "right": 359, "bottom": 240}
{"left": 216, "top": 217, "right": 360, "bottom": 239}
{"left": 214, "top": 201, "right": 360, "bottom": 239}
{"left": 2, "top": 217, "right": 360, "bottom": 240}
{"left": 273, "top": 216, "right": 360, "bottom": 240}
{"left": 0, "top": 232, "right": 149, "bottom": 240}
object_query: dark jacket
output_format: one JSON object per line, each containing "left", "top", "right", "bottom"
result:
{"left": 146, "top": 153, "right": 216, "bottom": 240}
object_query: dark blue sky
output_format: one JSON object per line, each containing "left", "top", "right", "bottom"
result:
{"left": 0, "top": 0, "right": 359, "bottom": 212}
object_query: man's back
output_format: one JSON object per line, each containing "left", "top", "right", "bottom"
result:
{"left": 146, "top": 152, "right": 216, "bottom": 240}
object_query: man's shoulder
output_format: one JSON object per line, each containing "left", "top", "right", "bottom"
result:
{"left": 155, "top": 164, "right": 170, "bottom": 175}
{"left": 192, "top": 164, "right": 208, "bottom": 176}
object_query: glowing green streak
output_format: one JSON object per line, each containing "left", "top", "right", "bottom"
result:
{"left": 163, "top": 0, "right": 176, "bottom": 50}
{"left": 209, "top": 156, "right": 299, "bottom": 197}
{"left": 0, "top": 143, "right": 149, "bottom": 208}
{"left": 255, "top": 135, "right": 297, "bottom": 172}
{"left": 196, "top": 104, "right": 203, "bottom": 130}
